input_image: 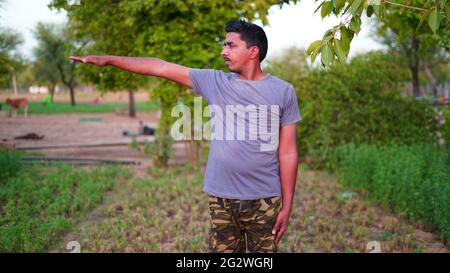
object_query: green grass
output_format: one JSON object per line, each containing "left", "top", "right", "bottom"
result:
{"left": 0, "top": 149, "right": 24, "bottom": 184}
{"left": 1, "top": 101, "right": 159, "bottom": 115}
{"left": 0, "top": 149, "right": 132, "bottom": 252}
{"left": 51, "top": 163, "right": 448, "bottom": 253}
{"left": 63, "top": 164, "right": 209, "bottom": 253}
{"left": 330, "top": 143, "right": 450, "bottom": 239}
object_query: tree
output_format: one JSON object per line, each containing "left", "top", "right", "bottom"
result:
{"left": 33, "top": 22, "right": 79, "bottom": 105}
{"left": 32, "top": 59, "right": 60, "bottom": 102}
{"left": 295, "top": 51, "right": 435, "bottom": 166}
{"left": 0, "top": 0, "right": 24, "bottom": 92}
{"left": 372, "top": 1, "right": 450, "bottom": 97}
{"left": 0, "top": 27, "right": 23, "bottom": 91}
{"left": 264, "top": 47, "right": 311, "bottom": 82}
{"left": 306, "top": 0, "right": 449, "bottom": 67}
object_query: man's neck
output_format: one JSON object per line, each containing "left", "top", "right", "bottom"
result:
{"left": 237, "top": 65, "right": 266, "bottom": 81}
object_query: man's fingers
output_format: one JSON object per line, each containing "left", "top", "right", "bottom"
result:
{"left": 275, "top": 227, "right": 286, "bottom": 246}
{"left": 272, "top": 219, "right": 280, "bottom": 235}
{"left": 69, "top": 56, "right": 81, "bottom": 61}
{"left": 69, "top": 56, "right": 86, "bottom": 63}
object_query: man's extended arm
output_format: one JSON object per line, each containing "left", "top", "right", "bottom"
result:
{"left": 69, "top": 55, "right": 192, "bottom": 89}
{"left": 273, "top": 124, "right": 299, "bottom": 246}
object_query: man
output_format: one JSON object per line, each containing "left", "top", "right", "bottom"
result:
{"left": 70, "top": 19, "right": 301, "bottom": 253}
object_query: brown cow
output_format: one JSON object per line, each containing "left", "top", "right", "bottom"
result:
{"left": 5, "top": 98, "right": 28, "bottom": 117}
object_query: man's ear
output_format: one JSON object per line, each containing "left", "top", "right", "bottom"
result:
{"left": 248, "top": 46, "right": 260, "bottom": 60}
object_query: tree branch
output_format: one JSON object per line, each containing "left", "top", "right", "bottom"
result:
{"left": 384, "top": 0, "right": 428, "bottom": 12}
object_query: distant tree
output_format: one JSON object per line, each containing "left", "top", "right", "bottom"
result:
{"left": 264, "top": 47, "right": 310, "bottom": 83}
{"left": 0, "top": 27, "right": 23, "bottom": 91}
{"left": 33, "top": 22, "right": 79, "bottom": 105}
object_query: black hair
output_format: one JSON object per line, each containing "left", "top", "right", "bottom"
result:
{"left": 225, "top": 19, "right": 268, "bottom": 62}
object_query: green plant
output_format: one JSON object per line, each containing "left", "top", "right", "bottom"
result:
{"left": 330, "top": 142, "right": 450, "bottom": 239}
{"left": 292, "top": 51, "right": 437, "bottom": 167}
{"left": 130, "top": 134, "right": 173, "bottom": 168}
{"left": 0, "top": 149, "right": 23, "bottom": 184}
{"left": 0, "top": 163, "right": 130, "bottom": 252}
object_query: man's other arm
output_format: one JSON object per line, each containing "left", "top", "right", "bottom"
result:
{"left": 272, "top": 124, "right": 299, "bottom": 246}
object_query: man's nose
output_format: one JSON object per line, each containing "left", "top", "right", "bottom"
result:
{"left": 221, "top": 48, "right": 228, "bottom": 57}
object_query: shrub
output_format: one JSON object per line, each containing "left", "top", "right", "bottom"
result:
{"left": 330, "top": 143, "right": 450, "bottom": 238}
{"left": 0, "top": 149, "right": 23, "bottom": 185}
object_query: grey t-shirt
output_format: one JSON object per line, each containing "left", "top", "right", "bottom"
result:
{"left": 189, "top": 68, "right": 302, "bottom": 200}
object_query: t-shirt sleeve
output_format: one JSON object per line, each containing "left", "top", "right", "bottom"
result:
{"left": 281, "top": 84, "right": 302, "bottom": 126}
{"left": 188, "top": 68, "right": 217, "bottom": 102}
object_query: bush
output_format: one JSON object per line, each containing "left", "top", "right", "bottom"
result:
{"left": 0, "top": 149, "right": 23, "bottom": 184}
{"left": 289, "top": 51, "right": 437, "bottom": 167}
{"left": 330, "top": 143, "right": 450, "bottom": 239}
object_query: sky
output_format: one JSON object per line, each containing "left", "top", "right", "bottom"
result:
{"left": 1, "top": 0, "right": 384, "bottom": 60}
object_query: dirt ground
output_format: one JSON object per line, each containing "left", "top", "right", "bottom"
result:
{"left": 0, "top": 90, "right": 150, "bottom": 103}
{"left": 0, "top": 110, "right": 189, "bottom": 176}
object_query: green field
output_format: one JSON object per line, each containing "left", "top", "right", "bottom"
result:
{"left": 1, "top": 147, "right": 448, "bottom": 252}
{"left": 51, "top": 164, "right": 448, "bottom": 253}
{"left": 0, "top": 149, "right": 132, "bottom": 252}
{"left": 1, "top": 101, "right": 159, "bottom": 115}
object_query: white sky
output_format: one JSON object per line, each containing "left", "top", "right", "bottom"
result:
{"left": 1, "top": 0, "right": 384, "bottom": 60}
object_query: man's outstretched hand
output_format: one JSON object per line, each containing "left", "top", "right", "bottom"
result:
{"left": 69, "top": 55, "right": 108, "bottom": 66}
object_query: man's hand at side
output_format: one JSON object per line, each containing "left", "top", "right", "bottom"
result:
{"left": 273, "top": 123, "right": 299, "bottom": 247}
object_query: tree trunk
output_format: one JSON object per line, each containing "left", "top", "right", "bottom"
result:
{"left": 50, "top": 84, "right": 55, "bottom": 103}
{"left": 186, "top": 140, "right": 200, "bottom": 163}
{"left": 69, "top": 85, "right": 76, "bottom": 106}
{"left": 128, "top": 89, "right": 136, "bottom": 117}
{"left": 411, "top": 36, "right": 422, "bottom": 97}
{"left": 411, "top": 65, "right": 421, "bottom": 97}
{"left": 423, "top": 64, "right": 438, "bottom": 97}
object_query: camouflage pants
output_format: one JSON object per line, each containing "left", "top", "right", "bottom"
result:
{"left": 208, "top": 195, "right": 281, "bottom": 253}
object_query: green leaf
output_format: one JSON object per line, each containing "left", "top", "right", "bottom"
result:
{"left": 334, "top": 39, "right": 347, "bottom": 62}
{"left": 366, "top": 5, "right": 374, "bottom": 17}
{"left": 416, "top": 7, "right": 434, "bottom": 33}
{"left": 307, "top": 40, "right": 323, "bottom": 55}
{"left": 446, "top": 4, "right": 450, "bottom": 18}
{"left": 335, "top": 0, "right": 346, "bottom": 10}
{"left": 321, "top": 1, "right": 333, "bottom": 18}
{"left": 342, "top": 0, "right": 355, "bottom": 14}
{"left": 323, "top": 29, "right": 334, "bottom": 40}
{"left": 349, "top": 16, "right": 361, "bottom": 33}
{"left": 340, "top": 26, "right": 353, "bottom": 54}
{"left": 351, "top": 0, "right": 363, "bottom": 16}
{"left": 373, "top": 4, "right": 380, "bottom": 15}
{"left": 314, "top": 1, "right": 325, "bottom": 14}
{"left": 311, "top": 45, "right": 322, "bottom": 64}
{"left": 428, "top": 8, "right": 441, "bottom": 33}
{"left": 321, "top": 44, "right": 334, "bottom": 66}
{"left": 333, "top": 0, "right": 346, "bottom": 14}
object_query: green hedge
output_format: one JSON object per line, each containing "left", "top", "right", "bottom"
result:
{"left": 330, "top": 143, "right": 450, "bottom": 239}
